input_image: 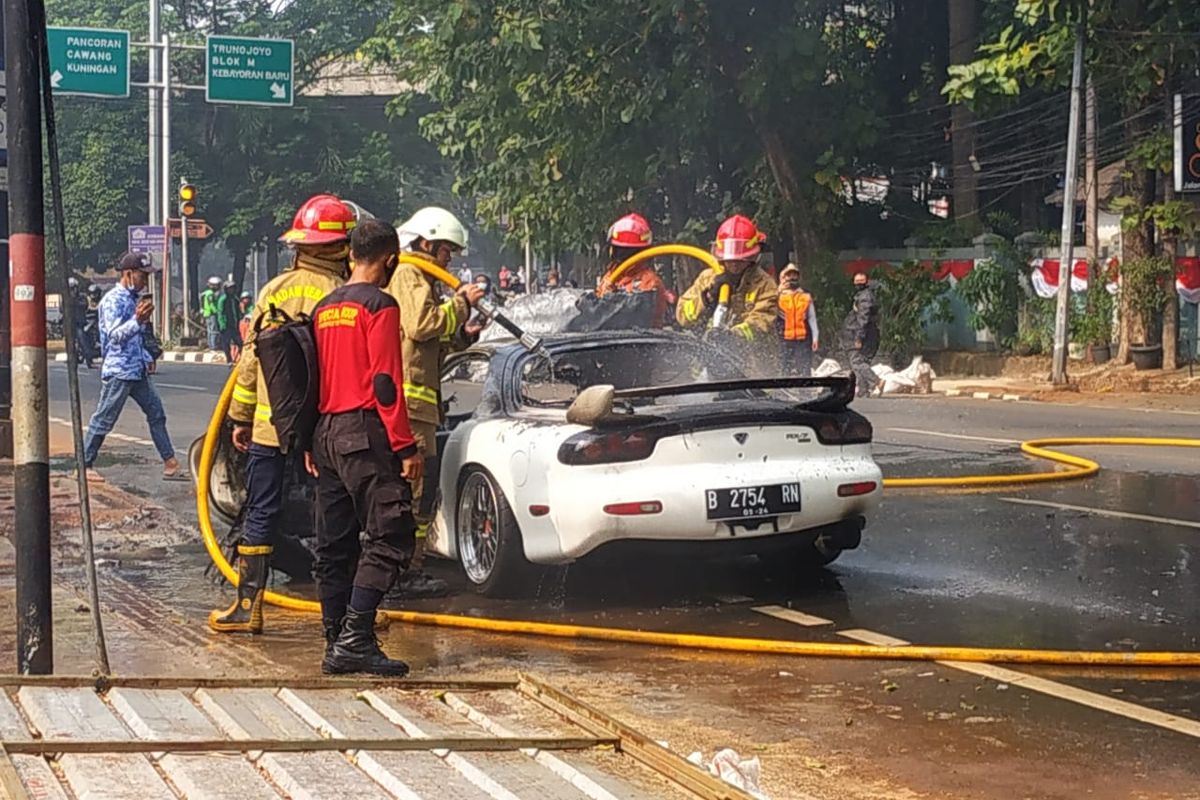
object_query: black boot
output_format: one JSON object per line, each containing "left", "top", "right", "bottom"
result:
{"left": 322, "top": 617, "right": 342, "bottom": 659}
{"left": 208, "top": 546, "right": 271, "bottom": 633}
{"left": 322, "top": 607, "right": 409, "bottom": 677}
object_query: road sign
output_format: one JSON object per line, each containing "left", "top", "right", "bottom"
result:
{"left": 206, "top": 35, "right": 294, "bottom": 107}
{"left": 46, "top": 27, "right": 130, "bottom": 98}
{"left": 1174, "top": 94, "right": 1200, "bottom": 193}
{"left": 168, "top": 218, "right": 215, "bottom": 240}
{"left": 128, "top": 225, "right": 167, "bottom": 254}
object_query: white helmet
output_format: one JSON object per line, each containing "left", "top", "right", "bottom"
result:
{"left": 397, "top": 207, "right": 469, "bottom": 255}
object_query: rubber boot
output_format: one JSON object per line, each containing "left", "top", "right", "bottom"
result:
{"left": 322, "top": 607, "right": 410, "bottom": 677}
{"left": 208, "top": 546, "right": 271, "bottom": 634}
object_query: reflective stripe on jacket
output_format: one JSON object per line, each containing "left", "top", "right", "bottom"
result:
{"left": 385, "top": 257, "right": 472, "bottom": 429}
{"left": 228, "top": 266, "right": 344, "bottom": 448}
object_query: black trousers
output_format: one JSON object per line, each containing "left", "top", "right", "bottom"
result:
{"left": 312, "top": 411, "right": 416, "bottom": 602}
{"left": 780, "top": 337, "right": 813, "bottom": 377}
{"left": 848, "top": 342, "right": 880, "bottom": 396}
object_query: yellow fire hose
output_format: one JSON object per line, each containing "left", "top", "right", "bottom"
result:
{"left": 198, "top": 368, "right": 1200, "bottom": 667}
{"left": 609, "top": 244, "right": 732, "bottom": 326}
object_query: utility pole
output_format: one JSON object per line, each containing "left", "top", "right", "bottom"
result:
{"left": 148, "top": 0, "right": 161, "bottom": 256}
{"left": 160, "top": 34, "right": 171, "bottom": 339}
{"left": 1052, "top": 23, "right": 1086, "bottom": 386}
{"left": 0, "top": 7, "right": 12, "bottom": 458}
{"left": 1085, "top": 75, "right": 1099, "bottom": 274}
{"left": 7, "top": 0, "right": 53, "bottom": 673}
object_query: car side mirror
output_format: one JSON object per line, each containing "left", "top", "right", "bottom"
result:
{"left": 566, "top": 384, "right": 615, "bottom": 426}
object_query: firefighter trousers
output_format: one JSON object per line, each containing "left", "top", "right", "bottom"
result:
{"left": 312, "top": 411, "right": 416, "bottom": 602}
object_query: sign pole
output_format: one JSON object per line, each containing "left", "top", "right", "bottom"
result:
{"left": 160, "top": 33, "right": 171, "bottom": 340}
{"left": 148, "top": 0, "right": 160, "bottom": 259}
{"left": 0, "top": 6, "right": 13, "bottom": 457}
{"left": 7, "top": 0, "right": 53, "bottom": 673}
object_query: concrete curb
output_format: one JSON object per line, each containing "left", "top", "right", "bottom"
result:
{"left": 943, "top": 387, "right": 1036, "bottom": 403}
{"left": 54, "top": 351, "right": 229, "bottom": 365}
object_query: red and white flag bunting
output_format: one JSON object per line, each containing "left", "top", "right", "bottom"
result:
{"left": 841, "top": 257, "right": 1200, "bottom": 304}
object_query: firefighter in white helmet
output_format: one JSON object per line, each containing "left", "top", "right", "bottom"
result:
{"left": 385, "top": 207, "right": 485, "bottom": 599}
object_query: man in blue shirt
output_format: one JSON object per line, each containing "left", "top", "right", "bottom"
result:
{"left": 82, "top": 252, "right": 184, "bottom": 481}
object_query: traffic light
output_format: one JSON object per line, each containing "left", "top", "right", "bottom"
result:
{"left": 178, "top": 181, "right": 197, "bottom": 218}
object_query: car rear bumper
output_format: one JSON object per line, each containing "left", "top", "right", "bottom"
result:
{"left": 538, "top": 454, "right": 881, "bottom": 562}
{"left": 582, "top": 515, "right": 865, "bottom": 561}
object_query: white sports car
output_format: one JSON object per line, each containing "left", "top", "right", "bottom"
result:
{"left": 427, "top": 330, "right": 882, "bottom": 596}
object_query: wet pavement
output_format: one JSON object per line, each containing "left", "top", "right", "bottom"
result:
{"left": 31, "top": 362, "right": 1200, "bottom": 798}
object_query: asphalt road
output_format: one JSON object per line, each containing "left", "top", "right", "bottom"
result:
{"left": 46, "top": 359, "right": 1200, "bottom": 791}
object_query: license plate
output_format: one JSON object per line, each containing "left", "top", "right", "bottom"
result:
{"left": 705, "top": 483, "right": 801, "bottom": 521}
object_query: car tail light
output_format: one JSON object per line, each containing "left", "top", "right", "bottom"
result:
{"left": 528, "top": 505, "right": 550, "bottom": 517}
{"left": 603, "top": 501, "right": 663, "bottom": 516}
{"left": 558, "top": 429, "right": 660, "bottom": 465}
{"left": 814, "top": 414, "right": 873, "bottom": 445}
{"left": 838, "top": 481, "right": 878, "bottom": 497}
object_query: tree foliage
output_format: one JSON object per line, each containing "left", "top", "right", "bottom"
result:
{"left": 367, "top": 0, "right": 893, "bottom": 262}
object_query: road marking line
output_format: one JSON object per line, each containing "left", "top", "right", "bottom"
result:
{"left": 154, "top": 382, "right": 208, "bottom": 391}
{"left": 887, "top": 427, "right": 1020, "bottom": 445}
{"left": 752, "top": 605, "right": 833, "bottom": 627}
{"left": 837, "top": 629, "right": 1200, "bottom": 740}
{"left": 999, "top": 497, "right": 1200, "bottom": 530}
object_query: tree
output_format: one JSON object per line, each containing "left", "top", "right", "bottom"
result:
{"left": 368, "top": 0, "right": 895, "bottom": 266}
{"left": 944, "top": 0, "right": 1200, "bottom": 365}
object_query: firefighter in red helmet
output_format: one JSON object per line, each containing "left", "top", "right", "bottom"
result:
{"left": 676, "top": 214, "right": 778, "bottom": 344}
{"left": 596, "top": 213, "right": 671, "bottom": 327}
{"left": 210, "top": 194, "right": 356, "bottom": 636}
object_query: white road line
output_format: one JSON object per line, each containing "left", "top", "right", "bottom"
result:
{"left": 837, "top": 629, "right": 1200, "bottom": 740}
{"left": 886, "top": 427, "right": 1020, "bottom": 445}
{"left": 752, "top": 605, "right": 834, "bottom": 627}
{"left": 999, "top": 497, "right": 1200, "bottom": 530}
{"left": 154, "top": 382, "right": 208, "bottom": 391}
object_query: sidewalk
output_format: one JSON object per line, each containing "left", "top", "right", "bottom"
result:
{"left": 935, "top": 369, "right": 1200, "bottom": 412}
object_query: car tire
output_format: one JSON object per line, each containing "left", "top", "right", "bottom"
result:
{"left": 456, "top": 467, "right": 537, "bottom": 597}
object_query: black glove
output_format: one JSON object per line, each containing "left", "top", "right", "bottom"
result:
{"left": 702, "top": 272, "right": 733, "bottom": 307}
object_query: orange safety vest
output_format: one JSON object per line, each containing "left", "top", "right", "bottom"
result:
{"left": 779, "top": 291, "right": 812, "bottom": 340}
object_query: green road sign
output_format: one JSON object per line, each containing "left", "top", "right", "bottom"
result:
{"left": 47, "top": 27, "right": 130, "bottom": 98}
{"left": 206, "top": 35, "right": 294, "bottom": 107}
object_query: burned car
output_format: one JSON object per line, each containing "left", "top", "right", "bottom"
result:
{"left": 430, "top": 330, "right": 881, "bottom": 596}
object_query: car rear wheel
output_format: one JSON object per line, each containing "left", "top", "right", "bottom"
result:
{"left": 456, "top": 468, "right": 535, "bottom": 597}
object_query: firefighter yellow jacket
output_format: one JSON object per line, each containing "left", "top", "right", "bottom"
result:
{"left": 228, "top": 254, "right": 346, "bottom": 448}
{"left": 385, "top": 256, "right": 472, "bottom": 430}
{"left": 676, "top": 265, "right": 779, "bottom": 341}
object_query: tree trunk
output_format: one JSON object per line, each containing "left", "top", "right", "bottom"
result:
{"left": 266, "top": 241, "right": 280, "bottom": 280}
{"left": 948, "top": 0, "right": 979, "bottom": 230}
{"left": 1116, "top": 163, "right": 1155, "bottom": 364}
{"left": 230, "top": 246, "right": 247, "bottom": 294}
{"left": 1162, "top": 94, "right": 1179, "bottom": 370}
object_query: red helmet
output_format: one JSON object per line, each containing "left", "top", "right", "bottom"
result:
{"left": 279, "top": 194, "right": 357, "bottom": 245}
{"left": 712, "top": 214, "right": 764, "bottom": 261}
{"left": 608, "top": 213, "right": 653, "bottom": 249}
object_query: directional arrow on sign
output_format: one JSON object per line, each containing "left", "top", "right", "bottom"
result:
{"left": 51, "top": 71, "right": 63, "bottom": 88}
{"left": 269, "top": 82, "right": 286, "bottom": 99}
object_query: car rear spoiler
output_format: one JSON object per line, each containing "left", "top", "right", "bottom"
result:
{"left": 612, "top": 374, "right": 856, "bottom": 410}
{"left": 566, "top": 375, "right": 857, "bottom": 427}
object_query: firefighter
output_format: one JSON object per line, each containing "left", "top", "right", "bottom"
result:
{"left": 597, "top": 212, "right": 670, "bottom": 327}
{"left": 309, "top": 218, "right": 419, "bottom": 676}
{"left": 208, "top": 194, "right": 356, "bottom": 635}
{"left": 777, "top": 264, "right": 820, "bottom": 377}
{"left": 386, "top": 207, "right": 484, "bottom": 599}
{"left": 676, "top": 215, "right": 778, "bottom": 357}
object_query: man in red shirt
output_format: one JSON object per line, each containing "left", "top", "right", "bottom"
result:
{"left": 309, "top": 218, "right": 422, "bottom": 676}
